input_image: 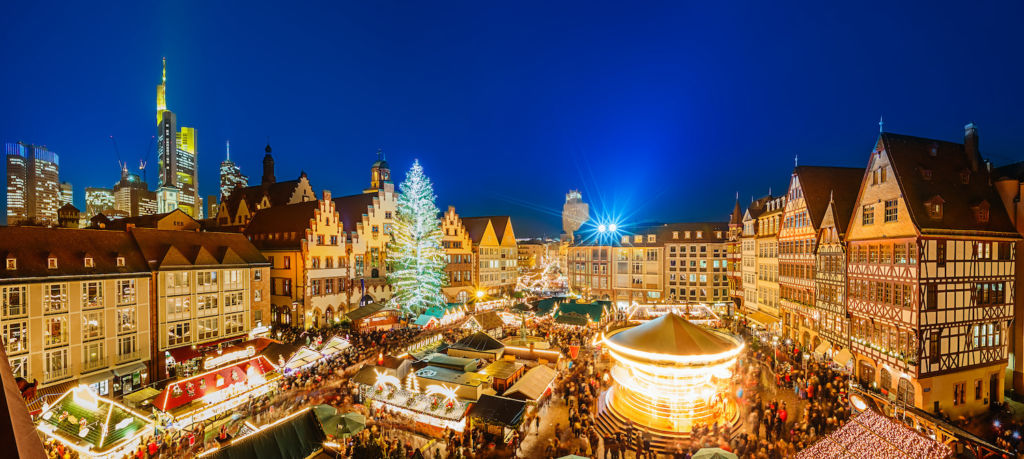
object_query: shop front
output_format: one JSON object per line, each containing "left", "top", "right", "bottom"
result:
{"left": 112, "top": 362, "right": 148, "bottom": 397}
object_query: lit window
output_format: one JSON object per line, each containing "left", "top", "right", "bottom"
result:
{"left": 84, "top": 257, "right": 94, "bottom": 268}
{"left": 116, "top": 256, "right": 125, "bottom": 267}
{"left": 5, "top": 258, "right": 15, "bottom": 270}
{"left": 47, "top": 257, "right": 57, "bottom": 269}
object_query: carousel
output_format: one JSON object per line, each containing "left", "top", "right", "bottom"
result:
{"left": 600, "top": 313, "right": 743, "bottom": 441}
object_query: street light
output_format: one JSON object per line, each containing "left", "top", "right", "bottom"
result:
{"left": 771, "top": 336, "right": 779, "bottom": 369}
{"left": 597, "top": 224, "right": 607, "bottom": 233}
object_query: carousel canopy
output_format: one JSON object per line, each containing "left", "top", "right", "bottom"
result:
{"left": 606, "top": 313, "right": 739, "bottom": 357}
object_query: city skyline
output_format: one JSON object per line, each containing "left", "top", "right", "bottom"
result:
{"left": 3, "top": 2, "right": 1024, "bottom": 236}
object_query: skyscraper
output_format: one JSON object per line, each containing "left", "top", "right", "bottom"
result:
{"left": 6, "top": 142, "right": 60, "bottom": 225}
{"left": 114, "top": 165, "right": 157, "bottom": 217}
{"left": 85, "top": 187, "right": 115, "bottom": 218}
{"left": 561, "top": 189, "right": 589, "bottom": 239}
{"left": 155, "top": 58, "right": 201, "bottom": 217}
{"left": 219, "top": 140, "right": 248, "bottom": 199}
{"left": 59, "top": 181, "right": 73, "bottom": 206}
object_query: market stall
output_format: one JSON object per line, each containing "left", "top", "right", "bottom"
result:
{"left": 318, "top": 336, "right": 351, "bottom": 357}
{"left": 468, "top": 394, "right": 526, "bottom": 444}
{"left": 283, "top": 346, "right": 326, "bottom": 372}
{"left": 153, "top": 355, "right": 280, "bottom": 428}
{"left": 797, "top": 409, "right": 952, "bottom": 458}
{"left": 353, "top": 368, "right": 470, "bottom": 436}
{"left": 36, "top": 385, "right": 155, "bottom": 459}
{"left": 346, "top": 302, "right": 400, "bottom": 331}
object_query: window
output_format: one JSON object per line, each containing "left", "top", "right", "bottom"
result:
{"left": 282, "top": 279, "right": 292, "bottom": 296}
{"left": 117, "top": 335, "right": 138, "bottom": 361}
{"left": 647, "top": 234, "right": 656, "bottom": 243}
{"left": 43, "top": 283, "right": 68, "bottom": 313}
{"left": 45, "top": 348, "right": 69, "bottom": 381}
{"left": 82, "top": 311, "right": 104, "bottom": 341}
{"left": 862, "top": 205, "right": 874, "bottom": 225}
{"left": 884, "top": 200, "right": 898, "bottom": 222}
{"left": 84, "top": 257, "right": 94, "bottom": 268}
{"left": 936, "top": 242, "right": 946, "bottom": 264}
{"left": 116, "top": 279, "right": 136, "bottom": 305}
{"left": 83, "top": 341, "right": 105, "bottom": 370}
{"left": 47, "top": 257, "right": 57, "bottom": 269}
{"left": 254, "top": 289, "right": 262, "bottom": 302}
{"left": 9, "top": 355, "right": 27, "bottom": 379}
{"left": 166, "top": 272, "right": 190, "bottom": 295}
{"left": 880, "top": 166, "right": 887, "bottom": 183}
{"left": 929, "top": 331, "right": 940, "bottom": 364}
{"left": 954, "top": 382, "right": 966, "bottom": 406}
{"left": 117, "top": 306, "right": 137, "bottom": 334}
{"left": 254, "top": 269, "right": 262, "bottom": 281}
{"left": 5, "top": 258, "right": 15, "bottom": 270}
{"left": 197, "top": 294, "right": 218, "bottom": 316}
{"left": 197, "top": 271, "right": 218, "bottom": 290}
{"left": 45, "top": 316, "right": 68, "bottom": 346}
{"left": 317, "top": 235, "right": 325, "bottom": 245}
{"left": 975, "top": 379, "right": 983, "bottom": 400}
{"left": 2, "top": 321, "right": 28, "bottom": 354}
{"left": 283, "top": 256, "right": 291, "bottom": 269}
{"left": 167, "top": 322, "right": 191, "bottom": 347}
{"left": 2, "top": 286, "right": 26, "bottom": 318}
{"left": 224, "top": 291, "right": 244, "bottom": 312}
{"left": 198, "top": 317, "right": 219, "bottom": 341}
{"left": 223, "top": 270, "right": 242, "bottom": 290}
{"left": 672, "top": 231, "right": 679, "bottom": 239}
{"left": 166, "top": 297, "right": 190, "bottom": 321}
{"left": 225, "top": 313, "right": 245, "bottom": 336}
{"left": 81, "top": 282, "right": 103, "bottom": 309}
{"left": 116, "top": 256, "right": 125, "bottom": 267}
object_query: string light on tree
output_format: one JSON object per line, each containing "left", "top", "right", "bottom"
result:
{"left": 386, "top": 160, "right": 447, "bottom": 315}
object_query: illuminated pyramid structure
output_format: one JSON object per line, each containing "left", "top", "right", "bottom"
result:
{"left": 596, "top": 313, "right": 744, "bottom": 450}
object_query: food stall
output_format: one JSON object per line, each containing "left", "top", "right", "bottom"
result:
{"left": 345, "top": 302, "right": 400, "bottom": 331}
{"left": 283, "top": 346, "right": 326, "bottom": 372}
{"left": 36, "top": 385, "right": 155, "bottom": 459}
{"left": 318, "top": 336, "right": 351, "bottom": 357}
{"left": 153, "top": 355, "right": 280, "bottom": 428}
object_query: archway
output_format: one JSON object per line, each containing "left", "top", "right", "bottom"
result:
{"left": 279, "top": 306, "right": 291, "bottom": 325}
{"left": 371, "top": 268, "right": 380, "bottom": 278}
{"left": 801, "top": 331, "right": 811, "bottom": 347}
{"left": 312, "top": 308, "right": 322, "bottom": 328}
{"left": 897, "top": 378, "right": 915, "bottom": 404}
{"left": 325, "top": 307, "right": 334, "bottom": 325}
{"left": 272, "top": 305, "right": 279, "bottom": 324}
{"left": 879, "top": 368, "right": 892, "bottom": 392}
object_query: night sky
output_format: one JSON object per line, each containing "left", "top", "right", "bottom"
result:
{"left": 3, "top": 1, "right": 1024, "bottom": 236}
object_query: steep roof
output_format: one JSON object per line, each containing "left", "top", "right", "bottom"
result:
{"left": 502, "top": 365, "right": 557, "bottom": 401}
{"left": 744, "top": 195, "right": 772, "bottom": 221}
{"left": 129, "top": 228, "right": 268, "bottom": 268}
{"left": 332, "top": 193, "right": 376, "bottom": 236}
{"left": 729, "top": 198, "right": 742, "bottom": 225}
{"left": 0, "top": 227, "right": 150, "bottom": 281}
{"left": 451, "top": 332, "right": 504, "bottom": 352}
{"left": 606, "top": 313, "right": 741, "bottom": 357}
{"left": 793, "top": 166, "right": 864, "bottom": 229}
{"left": 223, "top": 178, "right": 303, "bottom": 216}
{"left": 879, "top": 132, "right": 1017, "bottom": 237}
{"left": 461, "top": 217, "right": 494, "bottom": 244}
{"left": 244, "top": 200, "right": 320, "bottom": 249}
{"left": 823, "top": 171, "right": 866, "bottom": 236}
{"left": 469, "top": 311, "right": 505, "bottom": 331}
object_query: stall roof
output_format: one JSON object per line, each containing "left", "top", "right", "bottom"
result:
{"left": 468, "top": 394, "right": 526, "bottom": 427}
{"left": 38, "top": 386, "right": 153, "bottom": 453}
{"left": 205, "top": 408, "right": 326, "bottom": 459}
{"left": 319, "top": 337, "right": 351, "bottom": 356}
{"left": 413, "top": 366, "right": 487, "bottom": 387}
{"left": 412, "top": 315, "right": 439, "bottom": 327}
{"left": 285, "top": 347, "right": 324, "bottom": 370}
{"left": 554, "top": 311, "right": 590, "bottom": 326}
{"left": 502, "top": 365, "right": 556, "bottom": 401}
{"left": 467, "top": 311, "right": 504, "bottom": 331}
{"left": 451, "top": 332, "right": 504, "bottom": 352}
{"left": 346, "top": 302, "right": 396, "bottom": 322}
{"left": 155, "top": 356, "right": 277, "bottom": 413}
{"left": 797, "top": 409, "right": 952, "bottom": 459}
{"left": 418, "top": 354, "right": 479, "bottom": 372}
{"left": 478, "top": 360, "right": 524, "bottom": 381}
{"left": 554, "top": 301, "right": 606, "bottom": 322}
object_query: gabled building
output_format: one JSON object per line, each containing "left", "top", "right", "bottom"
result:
{"left": 214, "top": 144, "right": 315, "bottom": 228}
{"left": 462, "top": 216, "right": 518, "bottom": 297}
{"left": 441, "top": 206, "right": 475, "bottom": 304}
{"left": 778, "top": 166, "right": 862, "bottom": 346}
{"left": 740, "top": 196, "right": 771, "bottom": 319}
{"left": 726, "top": 196, "right": 744, "bottom": 309}
{"left": 845, "top": 125, "right": 1018, "bottom": 417}
{"left": 812, "top": 171, "right": 863, "bottom": 356}
{"left": 334, "top": 153, "right": 397, "bottom": 309}
{"left": 245, "top": 192, "right": 349, "bottom": 330}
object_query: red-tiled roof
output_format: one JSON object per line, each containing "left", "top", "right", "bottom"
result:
{"left": 129, "top": 228, "right": 268, "bottom": 268}
{"left": 243, "top": 201, "right": 319, "bottom": 250}
{"left": 333, "top": 193, "right": 376, "bottom": 237}
{"left": 461, "top": 217, "right": 492, "bottom": 244}
{"left": 793, "top": 166, "right": 864, "bottom": 230}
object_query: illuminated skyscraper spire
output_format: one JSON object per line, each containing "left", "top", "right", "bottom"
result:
{"left": 156, "top": 57, "right": 167, "bottom": 123}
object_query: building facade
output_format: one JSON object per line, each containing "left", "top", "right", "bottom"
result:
{"left": 215, "top": 145, "right": 314, "bottom": 228}
{"left": 562, "top": 190, "right": 590, "bottom": 240}
{"left": 114, "top": 167, "right": 157, "bottom": 218}
{"left": 662, "top": 223, "right": 730, "bottom": 304}
{"left": 0, "top": 227, "right": 152, "bottom": 397}
{"left": 462, "top": 217, "right": 518, "bottom": 297}
{"left": 845, "top": 127, "right": 1016, "bottom": 418}
{"left": 6, "top": 142, "right": 60, "bottom": 226}
{"left": 441, "top": 206, "right": 475, "bottom": 304}
{"left": 219, "top": 140, "right": 248, "bottom": 200}
{"left": 335, "top": 154, "right": 397, "bottom": 309}
{"left": 155, "top": 58, "right": 201, "bottom": 218}
{"left": 756, "top": 196, "right": 785, "bottom": 319}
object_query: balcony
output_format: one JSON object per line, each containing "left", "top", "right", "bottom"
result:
{"left": 116, "top": 350, "right": 141, "bottom": 364}
{"left": 82, "top": 357, "right": 107, "bottom": 372}
{"left": 45, "top": 366, "right": 70, "bottom": 383}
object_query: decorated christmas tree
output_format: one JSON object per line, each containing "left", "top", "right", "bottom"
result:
{"left": 387, "top": 160, "right": 447, "bottom": 314}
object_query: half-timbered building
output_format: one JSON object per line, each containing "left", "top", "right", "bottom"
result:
{"left": 845, "top": 125, "right": 1018, "bottom": 417}
{"left": 726, "top": 197, "right": 744, "bottom": 310}
{"left": 812, "top": 176, "right": 863, "bottom": 358}
{"left": 778, "top": 166, "right": 862, "bottom": 347}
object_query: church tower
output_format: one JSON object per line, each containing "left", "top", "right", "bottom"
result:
{"left": 365, "top": 149, "right": 392, "bottom": 193}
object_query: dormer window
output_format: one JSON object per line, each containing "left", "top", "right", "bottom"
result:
{"left": 696, "top": 231, "right": 703, "bottom": 239}
{"left": 647, "top": 234, "right": 655, "bottom": 243}
{"left": 973, "top": 201, "right": 990, "bottom": 224}
{"left": 5, "top": 258, "right": 16, "bottom": 270}
{"left": 116, "top": 256, "right": 126, "bottom": 267}
{"left": 672, "top": 231, "right": 679, "bottom": 239}
{"left": 920, "top": 168, "right": 932, "bottom": 180}
{"left": 960, "top": 169, "right": 971, "bottom": 185}
{"left": 84, "top": 257, "right": 94, "bottom": 268}
{"left": 621, "top": 235, "right": 629, "bottom": 244}
{"left": 925, "top": 195, "right": 945, "bottom": 220}
{"left": 47, "top": 257, "right": 58, "bottom": 269}
{"left": 684, "top": 231, "right": 691, "bottom": 239}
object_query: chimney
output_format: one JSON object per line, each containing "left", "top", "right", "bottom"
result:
{"left": 965, "top": 123, "right": 979, "bottom": 172}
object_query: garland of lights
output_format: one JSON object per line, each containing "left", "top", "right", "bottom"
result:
{"left": 386, "top": 160, "right": 448, "bottom": 315}
{"left": 797, "top": 410, "right": 952, "bottom": 459}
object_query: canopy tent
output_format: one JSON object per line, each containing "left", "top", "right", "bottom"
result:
{"left": 833, "top": 349, "right": 853, "bottom": 366}
{"left": 318, "top": 336, "right": 351, "bottom": 357}
{"left": 37, "top": 386, "right": 154, "bottom": 458}
{"left": 122, "top": 387, "right": 161, "bottom": 408}
{"left": 464, "top": 311, "right": 504, "bottom": 333}
{"left": 321, "top": 412, "right": 365, "bottom": 438}
{"left": 796, "top": 409, "right": 952, "bottom": 459}
{"left": 202, "top": 408, "right": 326, "bottom": 459}
{"left": 554, "top": 311, "right": 590, "bottom": 327}
{"left": 692, "top": 448, "right": 739, "bottom": 459}
{"left": 284, "top": 347, "right": 325, "bottom": 371}
{"left": 468, "top": 394, "right": 526, "bottom": 427}
{"left": 745, "top": 311, "right": 780, "bottom": 329}
{"left": 814, "top": 341, "right": 832, "bottom": 358}
{"left": 502, "top": 365, "right": 557, "bottom": 402}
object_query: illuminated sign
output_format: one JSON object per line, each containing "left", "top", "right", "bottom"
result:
{"left": 203, "top": 346, "right": 256, "bottom": 370}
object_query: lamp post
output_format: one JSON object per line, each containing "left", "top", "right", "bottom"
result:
{"left": 771, "top": 336, "right": 779, "bottom": 370}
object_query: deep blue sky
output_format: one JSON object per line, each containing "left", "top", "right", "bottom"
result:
{"left": 3, "top": 2, "right": 1024, "bottom": 236}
